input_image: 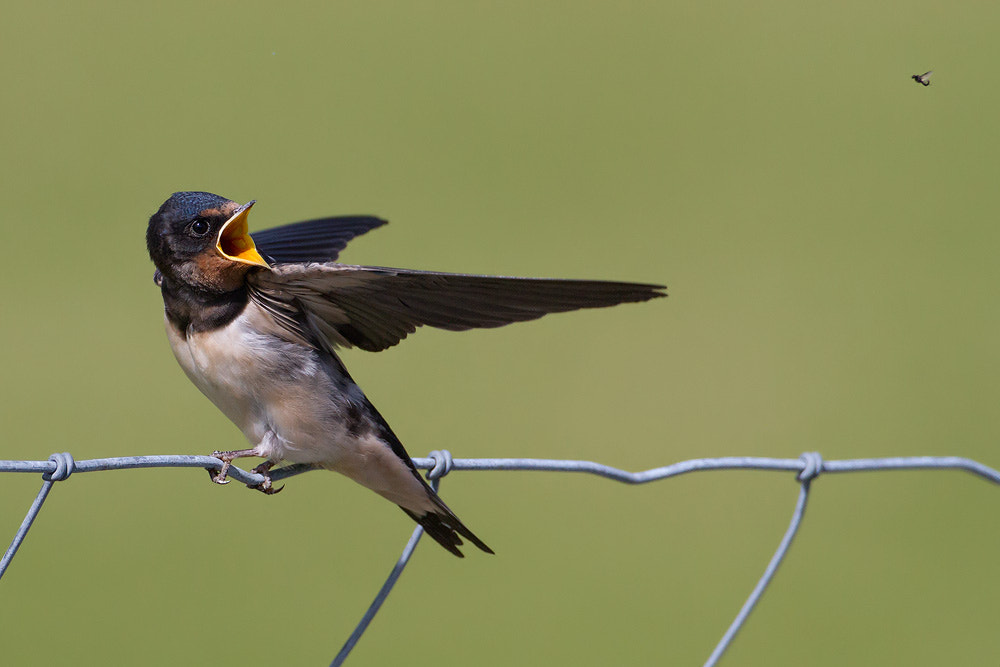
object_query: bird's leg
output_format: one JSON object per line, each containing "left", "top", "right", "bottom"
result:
{"left": 206, "top": 448, "right": 261, "bottom": 485}
{"left": 248, "top": 459, "right": 284, "bottom": 495}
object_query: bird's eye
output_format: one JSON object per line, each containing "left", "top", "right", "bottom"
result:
{"left": 190, "top": 219, "right": 211, "bottom": 236}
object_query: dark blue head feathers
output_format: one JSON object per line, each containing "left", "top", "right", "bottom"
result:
{"left": 156, "top": 191, "right": 232, "bottom": 222}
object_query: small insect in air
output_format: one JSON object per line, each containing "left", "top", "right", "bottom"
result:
{"left": 911, "top": 71, "right": 932, "bottom": 86}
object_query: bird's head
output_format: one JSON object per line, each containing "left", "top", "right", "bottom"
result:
{"left": 147, "top": 191, "right": 269, "bottom": 292}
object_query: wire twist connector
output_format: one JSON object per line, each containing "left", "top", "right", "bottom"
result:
{"left": 42, "top": 452, "right": 75, "bottom": 482}
{"left": 797, "top": 451, "right": 823, "bottom": 483}
{"left": 425, "top": 450, "right": 454, "bottom": 481}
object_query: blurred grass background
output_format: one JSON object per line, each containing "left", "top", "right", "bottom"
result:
{"left": 1, "top": 1, "right": 999, "bottom": 665}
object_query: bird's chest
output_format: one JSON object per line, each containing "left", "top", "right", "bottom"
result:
{"left": 165, "top": 315, "right": 266, "bottom": 432}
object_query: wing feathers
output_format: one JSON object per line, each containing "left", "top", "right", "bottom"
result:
{"left": 251, "top": 263, "right": 665, "bottom": 352}
{"left": 251, "top": 216, "right": 387, "bottom": 264}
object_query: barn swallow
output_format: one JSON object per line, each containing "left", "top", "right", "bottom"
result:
{"left": 146, "top": 191, "right": 665, "bottom": 556}
{"left": 912, "top": 71, "right": 932, "bottom": 86}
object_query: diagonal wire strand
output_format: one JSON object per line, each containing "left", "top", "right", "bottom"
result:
{"left": 329, "top": 478, "right": 442, "bottom": 667}
{"left": 331, "top": 523, "right": 426, "bottom": 667}
{"left": 0, "top": 480, "right": 56, "bottom": 579}
{"left": 704, "top": 479, "right": 813, "bottom": 666}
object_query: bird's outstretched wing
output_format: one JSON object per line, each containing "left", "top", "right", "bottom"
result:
{"left": 250, "top": 216, "right": 387, "bottom": 264}
{"left": 250, "top": 263, "right": 666, "bottom": 352}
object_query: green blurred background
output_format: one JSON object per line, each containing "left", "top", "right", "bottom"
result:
{"left": 1, "top": 1, "right": 998, "bottom": 665}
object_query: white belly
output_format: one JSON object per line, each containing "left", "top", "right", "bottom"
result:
{"left": 163, "top": 305, "right": 438, "bottom": 514}
{"left": 167, "top": 314, "right": 263, "bottom": 436}
{"left": 164, "top": 310, "right": 354, "bottom": 464}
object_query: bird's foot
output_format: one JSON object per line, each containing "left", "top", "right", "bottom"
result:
{"left": 207, "top": 456, "right": 231, "bottom": 485}
{"left": 248, "top": 459, "right": 284, "bottom": 495}
{"left": 205, "top": 448, "right": 260, "bottom": 486}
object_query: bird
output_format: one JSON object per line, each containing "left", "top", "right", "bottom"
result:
{"left": 146, "top": 191, "right": 666, "bottom": 556}
{"left": 912, "top": 71, "right": 932, "bottom": 86}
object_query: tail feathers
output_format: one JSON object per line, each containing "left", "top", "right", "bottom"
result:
{"left": 400, "top": 505, "right": 494, "bottom": 558}
{"left": 350, "top": 394, "right": 494, "bottom": 557}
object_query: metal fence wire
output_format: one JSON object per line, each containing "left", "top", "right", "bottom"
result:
{"left": 2, "top": 451, "right": 999, "bottom": 666}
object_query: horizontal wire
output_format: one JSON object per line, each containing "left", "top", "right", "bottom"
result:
{"left": 2, "top": 453, "right": 997, "bottom": 486}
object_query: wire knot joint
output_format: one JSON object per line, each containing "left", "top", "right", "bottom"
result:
{"left": 43, "top": 452, "right": 76, "bottom": 482}
{"left": 426, "top": 450, "right": 454, "bottom": 481}
{"left": 797, "top": 451, "right": 823, "bottom": 483}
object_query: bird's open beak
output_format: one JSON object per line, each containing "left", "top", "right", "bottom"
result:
{"left": 217, "top": 200, "right": 269, "bottom": 267}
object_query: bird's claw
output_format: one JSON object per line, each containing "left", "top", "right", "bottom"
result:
{"left": 208, "top": 470, "right": 231, "bottom": 485}
{"left": 249, "top": 480, "right": 284, "bottom": 495}
{"left": 206, "top": 452, "right": 233, "bottom": 485}
{"left": 248, "top": 461, "right": 284, "bottom": 495}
